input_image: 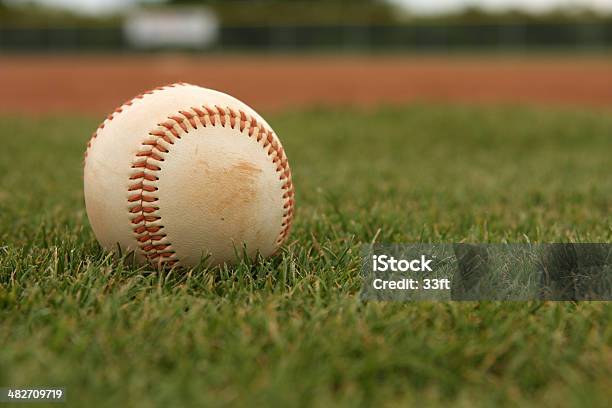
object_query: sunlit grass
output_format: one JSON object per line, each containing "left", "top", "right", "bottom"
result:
{"left": 0, "top": 105, "right": 610, "bottom": 406}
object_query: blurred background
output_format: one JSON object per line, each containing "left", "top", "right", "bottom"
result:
{"left": 1, "top": 0, "right": 611, "bottom": 114}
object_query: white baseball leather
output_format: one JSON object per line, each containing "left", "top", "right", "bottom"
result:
{"left": 84, "top": 83, "right": 294, "bottom": 267}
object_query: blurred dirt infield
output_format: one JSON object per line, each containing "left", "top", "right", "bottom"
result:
{"left": 1, "top": 54, "right": 612, "bottom": 114}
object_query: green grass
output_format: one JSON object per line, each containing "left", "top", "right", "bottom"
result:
{"left": 0, "top": 105, "right": 610, "bottom": 407}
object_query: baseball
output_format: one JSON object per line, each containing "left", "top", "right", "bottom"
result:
{"left": 84, "top": 83, "right": 294, "bottom": 268}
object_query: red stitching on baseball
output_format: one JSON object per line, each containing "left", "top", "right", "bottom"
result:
{"left": 84, "top": 83, "right": 188, "bottom": 160}
{"left": 126, "top": 104, "right": 294, "bottom": 267}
